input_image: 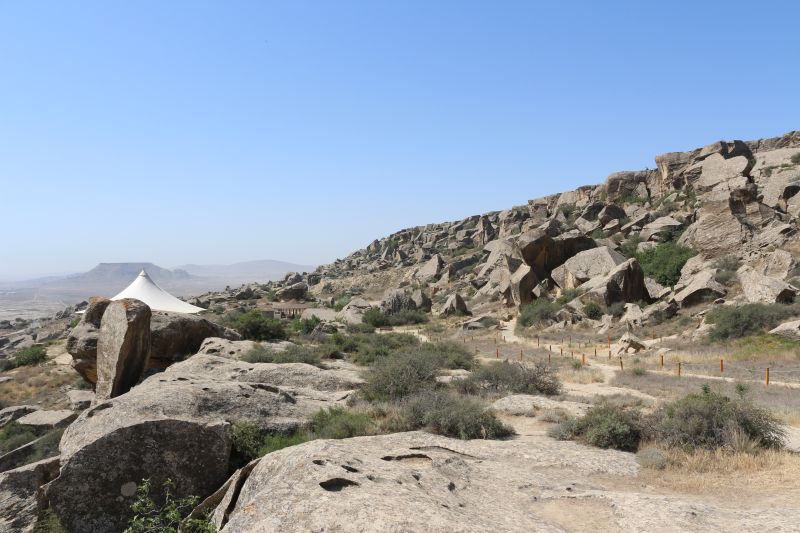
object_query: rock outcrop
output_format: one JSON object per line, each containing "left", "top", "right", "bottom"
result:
{"left": 95, "top": 299, "right": 152, "bottom": 400}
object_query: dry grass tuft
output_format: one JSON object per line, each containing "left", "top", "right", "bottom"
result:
{"left": 558, "top": 366, "right": 604, "bottom": 384}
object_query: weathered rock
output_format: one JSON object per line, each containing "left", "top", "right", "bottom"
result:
{"left": 672, "top": 270, "right": 726, "bottom": 308}
{"left": 516, "top": 230, "right": 596, "bottom": 280}
{"left": 460, "top": 315, "right": 498, "bottom": 330}
{"left": 15, "top": 410, "right": 77, "bottom": 433}
{"left": 67, "top": 390, "right": 94, "bottom": 411}
{"left": 491, "top": 394, "right": 590, "bottom": 418}
{"left": 753, "top": 249, "right": 796, "bottom": 280}
{"left": 66, "top": 297, "right": 111, "bottom": 383}
{"left": 0, "top": 406, "right": 39, "bottom": 430}
{"left": 380, "top": 289, "right": 417, "bottom": 315}
{"left": 644, "top": 277, "right": 670, "bottom": 300}
{"left": 737, "top": 266, "right": 797, "bottom": 304}
{"left": 769, "top": 320, "right": 800, "bottom": 340}
{"left": 95, "top": 299, "right": 152, "bottom": 401}
{"left": 509, "top": 264, "right": 538, "bottom": 307}
{"left": 416, "top": 254, "right": 446, "bottom": 283}
{"left": 410, "top": 289, "right": 433, "bottom": 312}
{"left": 196, "top": 337, "right": 260, "bottom": 359}
{"left": 46, "top": 354, "right": 362, "bottom": 533}
{"left": 0, "top": 457, "right": 60, "bottom": 532}
{"left": 213, "top": 431, "right": 639, "bottom": 532}
{"left": 275, "top": 282, "right": 308, "bottom": 301}
{"left": 579, "top": 259, "right": 649, "bottom": 308}
{"left": 616, "top": 332, "right": 647, "bottom": 354}
{"left": 597, "top": 204, "right": 627, "bottom": 225}
{"left": 639, "top": 216, "right": 683, "bottom": 241}
{"left": 149, "top": 311, "right": 241, "bottom": 369}
{"left": 439, "top": 294, "right": 471, "bottom": 317}
{"left": 551, "top": 247, "right": 626, "bottom": 290}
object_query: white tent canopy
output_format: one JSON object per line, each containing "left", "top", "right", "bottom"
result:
{"left": 111, "top": 270, "right": 205, "bottom": 314}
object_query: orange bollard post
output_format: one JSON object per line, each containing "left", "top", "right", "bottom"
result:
{"left": 766, "top": 367, "right": 770, "bottom": 386}
{"left": 560, "top": 347, "right": 563, "bottom": 356}
{"left": 720, "top": 359, "right": 724, "bottom": 373}
{"left": 582, "top": 353, "right": 586, "bottom": 366}
{"left": 660, "top": 354, "right": 664, "bottom": 368}
{"left": 519, "top": 349, "right": 523, "bottom": 361}
{"left": 537, "top": 336, "right": 540, "bottom": 347}
{"left": 678, "top": 362, "right": 682, "bottom": 377}
{"left": 548, "top": 353, "right": 551, "bottom": 364}
{"left": 496, "top": 348, "right": 499, "bottom": 359}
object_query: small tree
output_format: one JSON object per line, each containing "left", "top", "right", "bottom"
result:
{"left": 125, "top": 479, "right": 214, "bottom": 533}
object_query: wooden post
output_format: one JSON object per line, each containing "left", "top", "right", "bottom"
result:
{"left": 496, "top": 348, "right": 499, "bottom": 359}
{"left": 766, "top": 367, "right": 770, "bottom": 386}
{"left": 619, "top": 358, "right": 624, "bottom": 371}
{"left": 608, "top": 350, "right": 611, "bottom": 360}
{"left": 560, "top": 347, "right": 563, "bottom": 356}
{"left": 677, "top": 362, "right": 682, "bottom": 377}
{"left": 594, "top": 347, "right": 597, "bottom": 357}
{"left": 581, "top": 353, "right": 586, "bottom": 366}
{"left": 660, "top": 354, "right": 664, "bottom": 368}
{"left": 519, "top": 349, "right": 523, "bottom": 361}
{"left": 548, "top": 353, "right": 551, "bottom": 364}
{"left": 720, "top": 359, "right": 724, "bottom": 373}
{"left": 537, "top": 336, "right": 540, "bottom": 347}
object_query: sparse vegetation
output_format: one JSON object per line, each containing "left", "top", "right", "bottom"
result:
{"left": 397, "top": 390, "right": 514, "bottom": 440}
{"left": 230, "top": 422, "right": 310, "bottom": 464}
{"left": 242, "top": 344, "right": 322, "bottom": 367}
{"left": 228, "top": 310, "right": 288, "bottom": 341}
{"left": 712, "top": 254, "right": 741, "bottom": 285}
{"left": 518, "top": 299, "right": 561, "bottom": 327}
{"left": 583, "top": 302, "right": 603, "bottom": 320}
{"left": 548, "top": 401, "right": 641, "bottom": 452}
{"left": 125, "top": 478, "right": 215, "bottom": 533}
{"left": 360, "top": 351, "right": 440, "bottom": 401}
{"left": 706, "top": 303, "right": 799, "bottom": 340}
{"left": 0, "top": 421, "right": 39, "bottom": 454}
{"left": 635, "top": 241, "right": 696, "bottom": 286}
{"left": 310, "top": 407, "right": 374, "bottom": 439}
{"left": 14, "top": 345, "right": 48, "bottom": 367}
{"left": 455, "top": 361, "right": 562, "bottom": 396}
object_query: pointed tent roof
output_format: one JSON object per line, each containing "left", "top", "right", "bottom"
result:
{"left": 111, "top": 270, "right": 205, "bottom": 314}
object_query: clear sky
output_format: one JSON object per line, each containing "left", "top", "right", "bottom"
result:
{"left": 1, "top": 1, "right": 798, "bottom": 279}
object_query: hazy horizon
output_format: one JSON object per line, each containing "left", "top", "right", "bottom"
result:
{"left": 2, "top": 1, "right": 798, "bottom": 279}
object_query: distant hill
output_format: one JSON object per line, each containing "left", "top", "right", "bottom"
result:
{"left": 176, "top": 260, "right": 315, "bottom": 282}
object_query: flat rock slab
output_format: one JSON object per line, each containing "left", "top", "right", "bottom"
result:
{"left": 0, "top": 457, "right": 60, "bottom": 532}
{"left": 67, "top": 390, "right": 95, "bottom": 411}
{"left": 492, "top": 394, "right": 591, "bottom": 418}
{"left": 0, "top": 406, "right": 39, "bottom": 429}
{"left": 15, "top": 410, "right": 77, "bottom": 431}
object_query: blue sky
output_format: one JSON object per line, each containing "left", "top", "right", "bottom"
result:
{"left": 1, "top": 1, "right": 798, "bottom": 279}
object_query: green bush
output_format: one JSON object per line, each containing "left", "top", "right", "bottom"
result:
{"left": 362, "top": 307, "right": 389, "bottom": 328}
{"left": 346, "top": 332, "right": 420, "bottom": 365}
{"left": 242, "top": 344, "right": 322, "bottom": 367}
{"left": 706, "top": 303, "right": 799, "bottom": 340}
{"left": 518, "top": 299, "right": 561, "bottom": 327}
{"left": 556, "top": 288, "right": 584, "bottom": 305}
{"left": 398, "top": 390, "right": 514, "bottom": 440}
{"left": 124, "top": 478, "right": 214, "bottom": 533}
{"left": 646, "top": 388, "right": 785, "bottom": 450}
{"left": 583, "top": 303, "right": 603, "bottom": 320}
{"left": 230, "top": 422, "right": 309, "bottom": 463}
{"left": 0, "top": 422, "right": 39, "bottom": 454}
{"left": 230, "top": 311, "right": 288, "bottom": 341}
{"left": 455, "top": 361, "right": 562, "bottom": 396}
{"left": 14, "top": 345, "right": 48, "bottom": 367}
{"left": 360, "top": 351, "right": 440, "bottom": 401}
{"left": 608, "top": 302, "right": 626, "bottom": 318}
{"left": 290, "top": 316, "right": 321, "bottom": 335}
{"left": 418, "top": 341, "right": 475, "bottom": 370}
{"left": 712, "top": 254, "right": 741, "bottom": 285}
{"left": 346, "top": 322, "right": 376, "bottom": 334}
{"left": 310, "top": 407, "right": 374, "bottom": 439}
{"left": 550, "top": 402, "right": 642, "bottom": 452}
{"left": 387, "top": 309, "right": 429, "bottom": 326}
{"left": 635, "top": 241, "right": 696, "bottom": 287}
{"left": 620, "top": 236, "right": 642, "bottom": 258}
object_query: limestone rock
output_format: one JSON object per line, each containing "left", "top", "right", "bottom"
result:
{"left": 67, "top": 390, "right": 94, "bottom": 411}
{"left": 196, "top": 337, "right": 260, "bottom": 359}
{"left": 411, "top": 289, "right": 433, "bottom": 312}
{"left": 95, "top": 299, "right": 152, "bottom": 400}
{"left": 276, "top": 282, "right": 308, "bottom": 301}
{"left": 579, "top": 259, "right": 649, "bottom": 308}
{"left": 516, "top": 230, "right": 596, "bottom": 280}
{"left": 0, "top": 406, "right": 39, "bottom": 430}
{"left": 552, "top": 247, "right": 626, "bottom": 290}
{"left": 439, "top": 294, "right": 471, "bottom": 317}
{"left": 380, "top": 289, "right": 417, "bottom": 315}
{"left": 15, "top": 410, "right": 77, "bottom": 432}
{"left": 672, "top": 270, "right": 726, "bottom": 308}
{"left": 149, "top": 311, "right": 241, "bottom": 369}
{"left": 416, "top": 254, "right": 446, "bottom": 283}
{"left": 509, "top": 264, "right": 538, "bottom": 308}
{"left": 0, "top": 458, "right": 60, "bottom": 533}
{"left": 769, "top": 320, "right": 800, "bottom": 340}
{"left": 639, "top": 216, "right": 682, "bottom": 241}
{"left": 46, "top": 354, "right": 362, "bottom": 533}
{"left": 66, "top": 297, "right": 111, "bottom": 383}
{"left": 737, "top": 266, "right": 797, "bottom": 304}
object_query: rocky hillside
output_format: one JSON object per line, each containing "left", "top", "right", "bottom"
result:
{"left": 273, "top": 130, "right": 800, "bottom": 328}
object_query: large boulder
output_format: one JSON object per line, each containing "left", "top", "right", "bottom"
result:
{"left": 211, "top": 431, "right": 638, "bottom": 532}
{"left": 639, "top": 216, "right": 683, "bottom": 241}
{"left": 672, "top": 270, "right": 726, "bottom": 308}
{"left": 45, "top": 355, "right": 363, "bottom": 533}
{"left": 551, "top": 247, "right": 626, "bottom": 290}
{"left": 509, "top": 264, "right": 538, "bottom": 308}
{"left": 95, "top": 299, "right": 152, "bottom": 401}
{"left": 66, "top": 297, "right": 111, "bottom": 383}
{"left": 516, "top": 230, "right": 596, "bottom": 280}
{"left": 0, "top": 457, "right": 60, "bottom": 532}
{"left": 0, "top": 406, "right": 39, "bottom": 430}
{"left": 737, "top": 266, "right": 797, "bottom": 304}
{"left": 380, "top": 289, "right": 417, "bottom": 315}
{"left": 149, "top": 311, "right": 241, "bottom": 370}
{"left": 438, "top": 294, "right": 471, "bottom": 317}
{"left": 415, "top": 254, "right": 446, "bottom": 283}
{"left": 769, "top": 320, "right": 800, "bottom": 340}
{"left": 275, "top": 282, "right": 308, "bottom": 301}
{"left": 196, "top": 337, "right": 260, "bottom": 359}
{"left": 579, "top": 259, "right": 649, "bottom": 308}
{"left": 410, "top": 289, "right": 433, "bottom": 313}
